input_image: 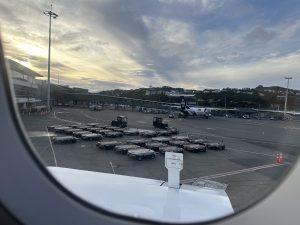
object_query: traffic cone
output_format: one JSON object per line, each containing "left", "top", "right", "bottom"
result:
{"left": 276, "top": 154, "right": 280, "bottom": 163}
{"left": 279, "top": 153, "right": 284, "bottom": 164}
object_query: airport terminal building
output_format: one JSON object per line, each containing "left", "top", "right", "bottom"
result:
{"left": 8, "top": 59, "right": 43, "bottom": 111}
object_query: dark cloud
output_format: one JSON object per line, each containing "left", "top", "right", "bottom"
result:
{"left": 0, "top": 2, "right": 22, "bottom": 24}
{"left": 244, "top": 27, "right": 277, "bottom": 43}
{"left": 86, "top": 79, "right": 135, "bottom": 91}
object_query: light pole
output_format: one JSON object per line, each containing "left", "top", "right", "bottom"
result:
{"left": 284, "top": 77, "right": 292, "bottom": 115}
{"left": 44, "top": 4, "right": 58, "bottom": 111}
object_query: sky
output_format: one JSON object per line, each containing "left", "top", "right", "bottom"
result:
{"left": 1, "top": 0, "right": 300, "bottom": 91}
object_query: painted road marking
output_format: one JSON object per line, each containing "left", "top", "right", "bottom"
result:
{"left": 45, "top": 127, "right": 58, "bottom": 167}
{"left": 181, "top": 163, "right": 288, "bottom": 184}
{"left": 110, "top": 161, "right": 116, "bottom": 174}
{"left": 53, "top": 111, "right": 81, "bottom": 124}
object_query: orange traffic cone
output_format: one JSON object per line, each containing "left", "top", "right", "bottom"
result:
{"left": 276, "top": 154, "right": 280, "bottom": 163}
{"left": 279, "top": 153, "right": 284, "bottom": 164}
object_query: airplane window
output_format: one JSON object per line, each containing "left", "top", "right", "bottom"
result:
{"left": 2, "top": 0, "right": 300, "bottom": 223}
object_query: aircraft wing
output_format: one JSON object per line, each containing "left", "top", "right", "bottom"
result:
{"left": 48, "top": 167, "right": 233, "bottom": 223}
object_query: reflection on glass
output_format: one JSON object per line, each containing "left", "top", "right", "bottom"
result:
{"left": 2, "top": 0, "right": 300, "bottom": 223}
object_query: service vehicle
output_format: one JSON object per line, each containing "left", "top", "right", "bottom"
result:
{"left": 96, "top": 129, "right": 112, "bottom": 135}
{"left": 63, "top": 128, "right": 82, "bottom": 135}
{"left": 72, "top": 131, "right": 90, "bottom": 138}
{"left": 183, "top": 144, "right": 207, "bottom": 153}
{"left": 190, "top": 139, "right": 206, "bottom": 144}
{"left": 205, "top": 142, "right": 226, "bottom": 150}
{"left": 81, "top": 133, "right": 103, "bottom": 141}
{"left": 123, "top": 129, "right": 139, "bottom": 136}
{"left": 169, "top": 140, "right": 189, "bottom": 148}
{"left": 87, "top": 127, "right": 102, "bottom": 133}
{"left": 112, "top": 128, "right": 125, "bottom": 133}
{"left": 97, "top": 125, "right": 109, "bottom": 129}
{"left": 145, "top": 142, "right": 168, "bottom": 151}
{"left": 151, "top": 137, "right": 171, "bottom": 144}
{"left": 106, "top": 126, "right": 117, "bottom": 130}
{"left": 159, "top": 146, "right": 184, "bottom": 154}
{"left": 111, "top": 116, "right": 128, "bottom": 128}
{"left": 172, "top": 135, "right": 190, "bottom": 141}
{"left": 126, "top": 139, "right": 151, "bottom": 147}
{"left": 139, "top": 130, "right": 158, "bottom": 138}
{"left": 153, "top": 117, "right": 168, "bottom": 129}
{"left": 54, "top": 126, "right": 71, "bottom": 133}
{"left": 52, "top": 136, "right": 77, "bottom": 144}
{"left": 77, "top": 125, "right": 91, "bottom": 131}
{"left": 157, "top": 130, "right": 172, "bottom": 136}
{"left": 86, "top": 123, "right": 99, "bottom": 127}
{"left": 96, "top": 141, "right": 122, "bottom": 150}
{"left": 127, "top": 149, "right": 156, "bottom": 161}
{"left": 47, "top": 124, "right": 63, "bottom": 131}
{"left": 168, "top": 113, "right": 175, "bottom": 118}
{"left": 89, "top": 105, "right": 103, "bottom": 111}
{"left": 167, "top": 127, "right": 179, "bottom": 135}
{"left": 114, "top": 144, "right": 140, "bottom": 154}
{"left": 104, "top": 132, "right": 123, "bottom": 138}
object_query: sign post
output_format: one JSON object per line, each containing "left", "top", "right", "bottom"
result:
{"left": 165, "top": 152, "right": 183, "bottom": 189}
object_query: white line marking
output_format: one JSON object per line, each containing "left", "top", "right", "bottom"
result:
{"left": 110, "top": 161, "right": 116, "bottom": 174}
{"left": 181, "top": 163, "right": 288, "bottom": 184}
{"left": 53, "top": 111, "right": 81, "bottom": 124}
{"left": 46, "top": 127, "right": 58, "bottom": 167}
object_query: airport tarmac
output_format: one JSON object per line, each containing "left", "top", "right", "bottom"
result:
{"left": 21, "top": 107, "right": 300, "bottom": 212}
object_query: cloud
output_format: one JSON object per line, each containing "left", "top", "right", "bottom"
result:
{"left": 244, "top": 27, "right": 277, "bottom": 43}
{"left": 1, "top": 0, "right": 300, "bottom": 91}
{"left": 83, "top": 79, "right": 136, "bottom": 91}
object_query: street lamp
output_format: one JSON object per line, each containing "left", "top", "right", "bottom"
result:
{"left": 284, "top": 77, "right": 292, "bottom": 115}
{"left": 44, "top": 4, "right": 58, "bottom": 111}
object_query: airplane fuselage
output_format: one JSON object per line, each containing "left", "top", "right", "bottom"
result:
{"left": 181, "top": 106, "right": 212, "bottom": 118}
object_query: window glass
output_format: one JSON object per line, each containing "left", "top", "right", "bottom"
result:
{"left": 2, "top": 0, "right": 300, "bottom": 223}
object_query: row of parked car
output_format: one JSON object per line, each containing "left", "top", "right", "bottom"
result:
{"left": 95, "top": 135, "right": 225, "bottom": 160}
{"left": 48, "top": 122, "right": 226, "bottom": 161}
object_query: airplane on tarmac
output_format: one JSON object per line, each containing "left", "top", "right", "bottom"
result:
{"left": 177, "top": 97, "right": 238, "bottom": 119}
{"left": 71, "top": 93, "right": 238, "bottom": 119}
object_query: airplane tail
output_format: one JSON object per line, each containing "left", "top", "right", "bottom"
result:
{"left": 180, "top": 96, "right": 187, "bottom": 110}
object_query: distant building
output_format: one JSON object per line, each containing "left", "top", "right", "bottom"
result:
{"left": 166, "top": 90, "right": 195, "bottom": 97}
{"left": 145, "top": 88, "right": 165, "bottom": 96}
{"left": 8, "top": 59, "right": 43, "bottom": 109}
{"left": 203, "top": 89, "right": 221, "bottom": 94}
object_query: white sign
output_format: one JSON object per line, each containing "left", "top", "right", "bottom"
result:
{"left": 165, "top": 152, "right": 183, "bottom": 170}
{"left": 165, "top": 152, "right": 183, "bottom": 189}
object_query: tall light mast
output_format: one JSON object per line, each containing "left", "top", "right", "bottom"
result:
{"left": 284, "top": 77, "right": 292, "bottom": 115}
{"left": 44, "top": 4, "right": 58, "bottom": 111}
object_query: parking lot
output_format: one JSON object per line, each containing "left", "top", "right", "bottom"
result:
{"left": 21, "top": 107, "right": 300, "bottom": 212}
